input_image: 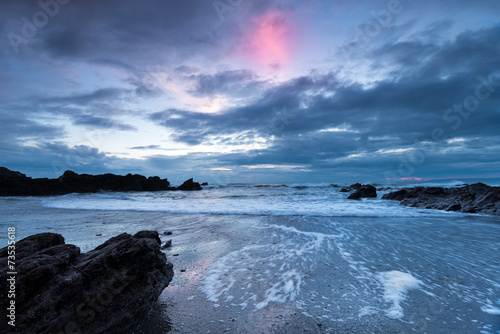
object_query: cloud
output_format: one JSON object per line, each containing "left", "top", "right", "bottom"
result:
{"left": 129, "top": 145, "right": 161, "bottom": 150}
{"left": 188, "top": 69, "right": 265, "bottom": 97}
{"left": 0, "top": 1, "right": 499, "bottom": 182}
{"left": 148, "top": 23, "right": 500, "bottom": 180}
{"left": 73, "top": 115, "right": 137, "bottom": 131}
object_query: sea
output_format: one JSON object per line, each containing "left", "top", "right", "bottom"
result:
{"left": 1, "top": 181, "right": 499, "bottom": 333}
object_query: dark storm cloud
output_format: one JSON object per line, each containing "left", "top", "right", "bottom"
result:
{"left": 0, "top": 108, "right": 65, "bottom": 143}
{"left": 0, "top": 0, "right": 278, "bottom": 64}
{"left": 1, "top": 0, "right": 499, "bottom": 181}
{"left": 150, "top": 23, "right": 500, "bottom": 179}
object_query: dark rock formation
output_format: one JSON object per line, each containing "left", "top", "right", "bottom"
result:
{"left": 382, "top": 183, "right": 500, "bottom": 215}
{"left": 339, "top": 183, "right": 361, "bottom": 192}
{"left": 201, "top": 182, "right": 209, "bottom": 186}
{"left": 177, "top": 178, "right": 202, "bottom": 191}
{"left": 161, "top": 239, "right": 173, "bottom": 249}
{"left": 0, "top": 167, "right": 203, "bottom": 196}
{"left": 340, "top": 183, "right": 377, "bottom": 199}
{"left": 0, "top": 231, "right": 174, "bottom": 334}
{"left": 0, "top": 167, "right": 27, "bottom": 180}
{"left": 347, "top": 184, "right": 377, "bottom": 200}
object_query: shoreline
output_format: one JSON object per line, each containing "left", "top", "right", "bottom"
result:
{"left": 1, "top": 199, "right": 499, "bottom": 333}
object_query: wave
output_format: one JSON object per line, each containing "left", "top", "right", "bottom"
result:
{"left": 41, "top": 196, "right": 460, "bottom": 218}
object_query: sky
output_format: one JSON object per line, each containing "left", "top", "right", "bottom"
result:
{"left": 0, "top": 0, "right": 499, "bottom": 184}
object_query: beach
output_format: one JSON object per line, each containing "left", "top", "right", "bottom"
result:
{"left": 1, "top": 183, "right": 499, "bottom": 333}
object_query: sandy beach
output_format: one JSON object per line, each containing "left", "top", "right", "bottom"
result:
{"left": 2, "top": 191, "right": 499, "bottom": 333}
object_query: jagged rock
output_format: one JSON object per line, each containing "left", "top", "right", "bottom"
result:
{"left": 0, "top": 167, "right": 201, "bottom": 196}
{"left": 0, "top": 231, "right": 174, "bottom": 333}
{"left": 340, "top": 183, "right": 362, "bottom": 192}
{"left": 382, "top": 183, "right": 500, "bottom": 216}
{"left": 177, "top": 178, "right": 202, "bottom": 191}
{"left": 347, "top": 184, "right": 377, "bottom": 200}
{"left": 0, "top": 167, "right": 27, "bottom": 181}
{"left": 201, "top": 182, "right": 208, "bottom": 186}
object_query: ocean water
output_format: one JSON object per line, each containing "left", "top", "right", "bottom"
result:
{"left": 1, "top": 183, "right": 499, "bottom": 333}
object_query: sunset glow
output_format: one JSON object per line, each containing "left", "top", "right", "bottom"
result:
{"left": 245, "top": 12, "right": 294, "bottom": 68}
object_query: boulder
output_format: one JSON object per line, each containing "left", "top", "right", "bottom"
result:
{"left": 381, "top": 183, "right": 500, "bottom": 216}
{"left": 177, "top": 178, "right": 202, "bottom": 191}
{"left": 340, "top": 183, "right": 362, "bottom": 192}
{"left": 0, "top": 231, "right": 174, "bottom": 333}
{"left": 347, "top": 184, "right": 377, "bottom": 199}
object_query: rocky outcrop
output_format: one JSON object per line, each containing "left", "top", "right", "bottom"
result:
{"left": 0, "top": 231, "right": 174, "bottom": 334}
{"left": 382, "top": 183, "right": 500, "bottom": 215}
{"left": 339, "top": 183, "right": 362, "bottom": 192}
{"left": 0, "top": 167, "right": 203, "bottom": 196}
{"left": 177, "top": 178, "right": 202, "bottom": 191}
{"left": 348, "top": 185, "right": 377, "bottom": 199}
{"left": 0, "top": 167, "right": 27, "bottom": 180}
{"left": 340, "top": 183, "right": 377, "bottom": 199}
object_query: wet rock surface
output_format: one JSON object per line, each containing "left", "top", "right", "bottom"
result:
{"left": 0, "top": 231, "right": 174, "bottom": 334}
{"left": 341, "top": 183, "right": 378, "bottom": 199}
{"left": 382, "top": 183, "right": 500, "bottom": 215}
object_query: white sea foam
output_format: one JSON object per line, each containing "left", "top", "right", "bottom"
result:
{"left": 200, "top": 223, "right": 333, "bottom": 311}
{"left": 254, "top": 269, "right": 303, "bottom": 310}
{"left": 481, "top": 299, "right": 500, "bottom": 315}
{"left": 377, "top": 271, "right": 423, "bottom": 319}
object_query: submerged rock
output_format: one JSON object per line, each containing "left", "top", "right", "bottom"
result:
{"left": 381, "top": 183, "right": 500, "bottom": 215}
{"left": 0, "top": 231, "right": 174, "bottom": 333}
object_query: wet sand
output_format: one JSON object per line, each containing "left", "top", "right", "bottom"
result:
{"left": 1, "top": 197, "right": 499, "bottom": 333}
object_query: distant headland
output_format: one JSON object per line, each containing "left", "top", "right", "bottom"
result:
{"left": 0, "top": 167, "right": 202, "bottom": 196}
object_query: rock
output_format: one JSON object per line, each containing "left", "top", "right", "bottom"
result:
{"left": 201, "top": 182, "right": 208, "bottom": 186}
{"left": 340, "top": 183, "right": 362, "bottom": 192}
{"left": 381, "top": 183, "right": 500, "bottom": 216}
{"left": 347, "top": 184, "right": 377, "bottom": 200}
{"left": 162, "top": 239, "right": 173, "bottom": 249}
{"left": 0, "top": 167, "right": 201, "bottom": 196}
{"left": 381, "top": 189, "right": 411, "bottom": 201}
{"left": 446, "top": 203, "right": 462, "bottom": 211}
{"left": 0, "top": 167, "right": 27, "bottom": 181}
{"left": 0, "top": 231, "right": 174, "bottom": 333}
{"left": 177, "top": 178, "right": 202, "bottom": 191}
